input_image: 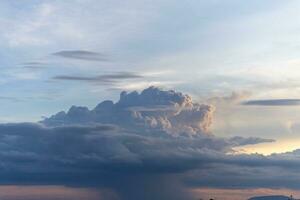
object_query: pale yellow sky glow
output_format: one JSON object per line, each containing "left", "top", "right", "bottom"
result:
{"left": 234, "top": 138, "right": 300, "bottom": 155}
{"left": 211, "top": 101, "right": 300, "bottom": 155}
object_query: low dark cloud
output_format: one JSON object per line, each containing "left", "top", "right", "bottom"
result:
{"left": 229, "top": 136, "right": 275, "bottom": 146}
{"left": 52, "top": 50, "right": 107, "bottom": 61}
{"left": 248, "top": 195, "right": 290, "bottom": 200}
{"left": 53, "top": 72, "right": 143, "bottom": 83}
{"left": 242, "top": 99, "right": 300, "bottom": 106}
{"left": 0, "top": 87, "right": 293, "bottom": 200}
{"left": 0, "top": 122, "right": 277, "bottom": 200}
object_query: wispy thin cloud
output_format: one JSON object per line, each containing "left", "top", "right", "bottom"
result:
{"left": 0, "top": 96, "right": 22, "bottom": 102}
{"left": 242, "top": 99, "right": 300, "bottom": 106}
{"left": 21, "top": 61, "right": 47, "bottom": 70}
{"left": 53, "top": 72, "right": 143, "bottom": 83}
{"left": 22, "top": 62, "right": 46, "bottom": 65}
{"left": 52, "top": 50, "right": 107, "bottom": 61}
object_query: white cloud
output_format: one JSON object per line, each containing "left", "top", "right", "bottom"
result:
{"left": 42, "top": 86, "right": 214, "bottom": 136}
{"left": 4, "top": 3, "right": 56, "bottom": 47}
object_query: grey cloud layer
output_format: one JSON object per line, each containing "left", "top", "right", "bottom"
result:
{"left": 0, "top": 123, "right": 277, "bottom": 199}
{"left": 0, "top": 122, "right": 288, "bottom": 199}
{"left": 0, "top": 123, "right": 228, "bottom": 176}
{"left": 52, "top": 50, "right": 107, "bottom": 61}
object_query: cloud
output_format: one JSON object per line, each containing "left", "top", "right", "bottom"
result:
{"left": 242, "top": 99, "right": 300, "bottom": 106}
{"left": 52, "top": 50, "right": 107, "bottom": 61}
{"left": 229, "top": 136, "right": 275, "bottom": 146}
{"left": 0, "top": 86, "right": 292, "bottom": 200}
{"left": 0, "top": 122, "right": 275, "bottom": 200}
{"left": 182, "top": 148, "right": 300, "bottom": 192}
{"left": 208, "top": 91, "right": 252, "bottom": 105}
{"left": 2, "top": 3, "right": 56, "bottom": 47}
{"left": 0, "top": 122, "right": 221, "bottom": 199}
{"left": 42, "top": 86, "right": 214, "bottom": 135}
{"left": 109, "top": 80, "right": 182, "bottom": 91}
{"left": 22, "top": 62, "right": 46, "bottom": 66}
{"left": 53, "top": 72, "right": 143, "bottom": 83}
{"left": 0, "top": 96, "right": 22, "bottom": 102}
{"left": 21, "top": 61, "right": 47, "bottom": 70}
{"left": 248, "top": 195, "right": 290, "bottom": 200}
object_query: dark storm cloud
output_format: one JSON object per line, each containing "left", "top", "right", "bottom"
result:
{"left": 242, "top": 99, "right": 300, "bottom": 106}
{"left": 0, "top": 87, "right": 292, "bottom": 200}
{"left": 184, "top": 162, "right": 300, "bottom": 190}
{"left": 182, "top": 149, "right": 300, "bottom": 190}
{"left": 52, "top": 72, "right": 143, "bottom": 83}
{"left": 52, "top": 50, "right": 107, "bottom": 61}
{"left": 0, "top": 122, "right": 278, "bottom": 199}
{"left": 0, "top": 123, "right": 221, "bottom": 176}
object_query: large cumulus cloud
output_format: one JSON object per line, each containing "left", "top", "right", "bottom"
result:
{"left": 42, "top": 86, "right": 214, "bottom": 136}
{"left": 0, "top": 87, "right": 287, "bottom": 200}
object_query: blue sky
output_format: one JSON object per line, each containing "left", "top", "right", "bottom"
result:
{"left": 3, "top": 1, "right": 300, "bottom": 199}
{"left": 1, "top": 0, "right": 299, "bottom": 121}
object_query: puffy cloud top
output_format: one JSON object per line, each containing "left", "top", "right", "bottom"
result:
{"left": 117, "top": 86, "right": 193, "bottom": 107}
{"left": 42, "top": 87, "right": 214, "bottom": 136}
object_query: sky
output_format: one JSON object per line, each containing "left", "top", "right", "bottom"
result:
{"left": 2, "top": 0, "right": 300, "bottom": 199}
